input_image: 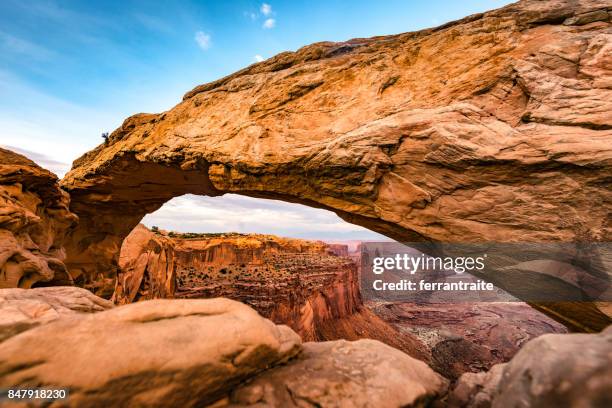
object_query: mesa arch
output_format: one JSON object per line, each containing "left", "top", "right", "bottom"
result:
{"left": 60, "top": 0, "right": 611, "bottom": 330}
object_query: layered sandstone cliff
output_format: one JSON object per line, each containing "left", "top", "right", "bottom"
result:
{"left": 60, "top": 0, "right": 612, "bottom": 331}
{"left": 115, "top": 225, "right": 429, "bottom": 359}
{"left": 0, "top": 148, "right": 77, "bottom": 289}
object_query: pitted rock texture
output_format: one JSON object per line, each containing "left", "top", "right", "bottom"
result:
{"left": 0, "top": 148, "right": 77, "bottom": 289}
{"left": 61, "top": 0, "right": 612, "bottom": 330}
{"left": 0, "top": 297, "right": 302, "bottom": 408}
{"left": 0, "top": 286, "right": 113, "bottom": 342}
{"left": 368, "top": 301, "right": 568, "bottom": 379}
{"left": 115, "top": 225, "right": 430, "bottom": 361}
{"left": 448, "top": 326, "right": 612, "bottom": 408}
{"left": 224, "top": 339, "right": 448, "bottom": 408}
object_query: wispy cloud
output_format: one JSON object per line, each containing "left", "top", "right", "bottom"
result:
{"left": 246, "top": 3, "right": 277, "bottom": 28}
{"left": 261, "top": 3, "right": 272, "bottom": 16}
{"left": 134, "top": 13, "right": 173, "bottom": 34}
{"left": 0, "top": 69, "right": 118, "bottom": 168}
{"left": 0, "top": 31, "right": 55, "bottom": 60}
{"left": 254, "top": 54, "right": 264, "bottom": 62}
{"left": 141, "top": 194, "right": 388, "bottom": 240}
{"left": 263, "top": 18, "right": 275, "bottom": 29}
{"left": 194, "top": 31, "right": 211, "bottom": 50}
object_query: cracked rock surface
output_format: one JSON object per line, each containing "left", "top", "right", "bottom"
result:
{"left": 224, "top": 339, "right": 448, "bottom": 408}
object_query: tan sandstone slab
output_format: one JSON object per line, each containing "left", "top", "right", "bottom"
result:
{"left": 0, "top": 297, "right": 302, "bottom": 407}
{"left": 224, "top": 339, "right": 448, "bottom": 408}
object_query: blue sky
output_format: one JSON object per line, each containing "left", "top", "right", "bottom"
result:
{"left": 0, "top": 0, "right": 513, "bottom": 239}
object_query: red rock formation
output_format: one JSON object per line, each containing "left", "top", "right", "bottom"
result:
{"left": 0, "top": 148, "right": 77, "bottom": 289}
{"left": 115, "top": 225, "right": 429, "bottom": 361}
{"left": 60, "top": 0, "right": 612, "bottom": 331}
{"left": 369, "top": 301, "right": 568, "bottom": 380}
{"left": 325, "top": 243, "right": 349, "bottom": 257}
{"left": 113, "top": 224, "right": 177, "bottom": 302}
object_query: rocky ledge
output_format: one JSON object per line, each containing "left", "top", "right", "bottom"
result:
{"left": 0, "top": 288, "right": 447, "bottom": 408}
{"left": 1, "top": 287, "right": 609, "bottom": 407}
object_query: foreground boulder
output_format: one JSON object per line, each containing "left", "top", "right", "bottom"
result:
{"left": 61, "top": 0, "right": 612, "bottom": 331}
{"left": 0, "top": 297, "right": 301, "bottom": 407}
{"left": 448, "top": 326, "right": 612, "bottom": 407}
{"left": 0, "top": 286, "right": 113, "bottom": 341}
{"left": 224, "top": 339, "right": 448, "bottom": 407}
{"left": 0, "top": 148, "right": 77, "bottom": 289}
{"left": 0, "top": 289, "right": 447, "bottom": 407}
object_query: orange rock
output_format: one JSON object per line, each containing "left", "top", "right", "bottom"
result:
{"left": 60, "top": 1, "right": 612, "bottom": 329}
{"left": 0, "top": 148, "right": 77, "bottom": 289}
{"left": 0, "top": 297, "right": 302, "bottom": 407}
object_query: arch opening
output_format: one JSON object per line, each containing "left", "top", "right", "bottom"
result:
{"left": 108, "top": 192, "right": 576, "bottom": 372}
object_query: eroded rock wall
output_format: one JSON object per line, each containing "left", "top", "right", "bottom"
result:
{"left": 0, "top": 148, "right": 77, "bottom": 289}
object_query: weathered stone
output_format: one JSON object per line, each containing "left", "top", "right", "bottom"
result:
{"left": 0, "top": 298, "right": 302, "bottom": 407}
{"left": 59, "top": 0, "right": 612, "bottom": 331}
{"left": 0, "top": 286, "right": 113, "bottom": 342}
{"left": 447, "top": 363, "right": 507, "bottom": 408}
{"left": 224, "top": 339, "right": 448, "bottom": 408}
{"left": 447, "top": 326, "right": 612, "bottom": 407}
{"left": 368, "top": 301, "right": 568, "bottom": 379}
{"left": 0, "top": 148, "right": 78, "bottom": 289}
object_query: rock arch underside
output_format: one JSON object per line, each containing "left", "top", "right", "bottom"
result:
{"left": 60, "top": 0, "right": 612, "bottom": 331}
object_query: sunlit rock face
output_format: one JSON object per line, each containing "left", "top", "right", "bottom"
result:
{"left": 0, "top": 289, "right": 446, "bottom": 408}
{"left": 61, "top": 0, "right": 611, "bottom": 330}
{"left": 115, "top": 225, "right": 431, "bottom": 361}
{"left": 0, "top": 148, "right": 78, "bottom": 289}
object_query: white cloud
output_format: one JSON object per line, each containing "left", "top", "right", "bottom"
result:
{"left": 141, "top": 194, "right": 389, "bottom": 241}
{"left": 263, "top": 18, "right": 275, "bottom": 29}
{"left": 254, "top": 54, "right": 264, "bottom": 62}
{"left": 194, "top": 31, "right": 211, "bottom": 50}
{"left": 1, "top": 145, "right": 70, "bottom": 177}
{"left": 261, "top": 3, "right": 272, "bottom": 16}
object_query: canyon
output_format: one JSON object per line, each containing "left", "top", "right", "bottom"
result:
{"left": 115, "top": 224, "right": 429, "bottom": 360}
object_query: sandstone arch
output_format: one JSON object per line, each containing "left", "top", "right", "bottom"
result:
{"left": 61, "top": 0, "right": 611, "bottom": 328}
